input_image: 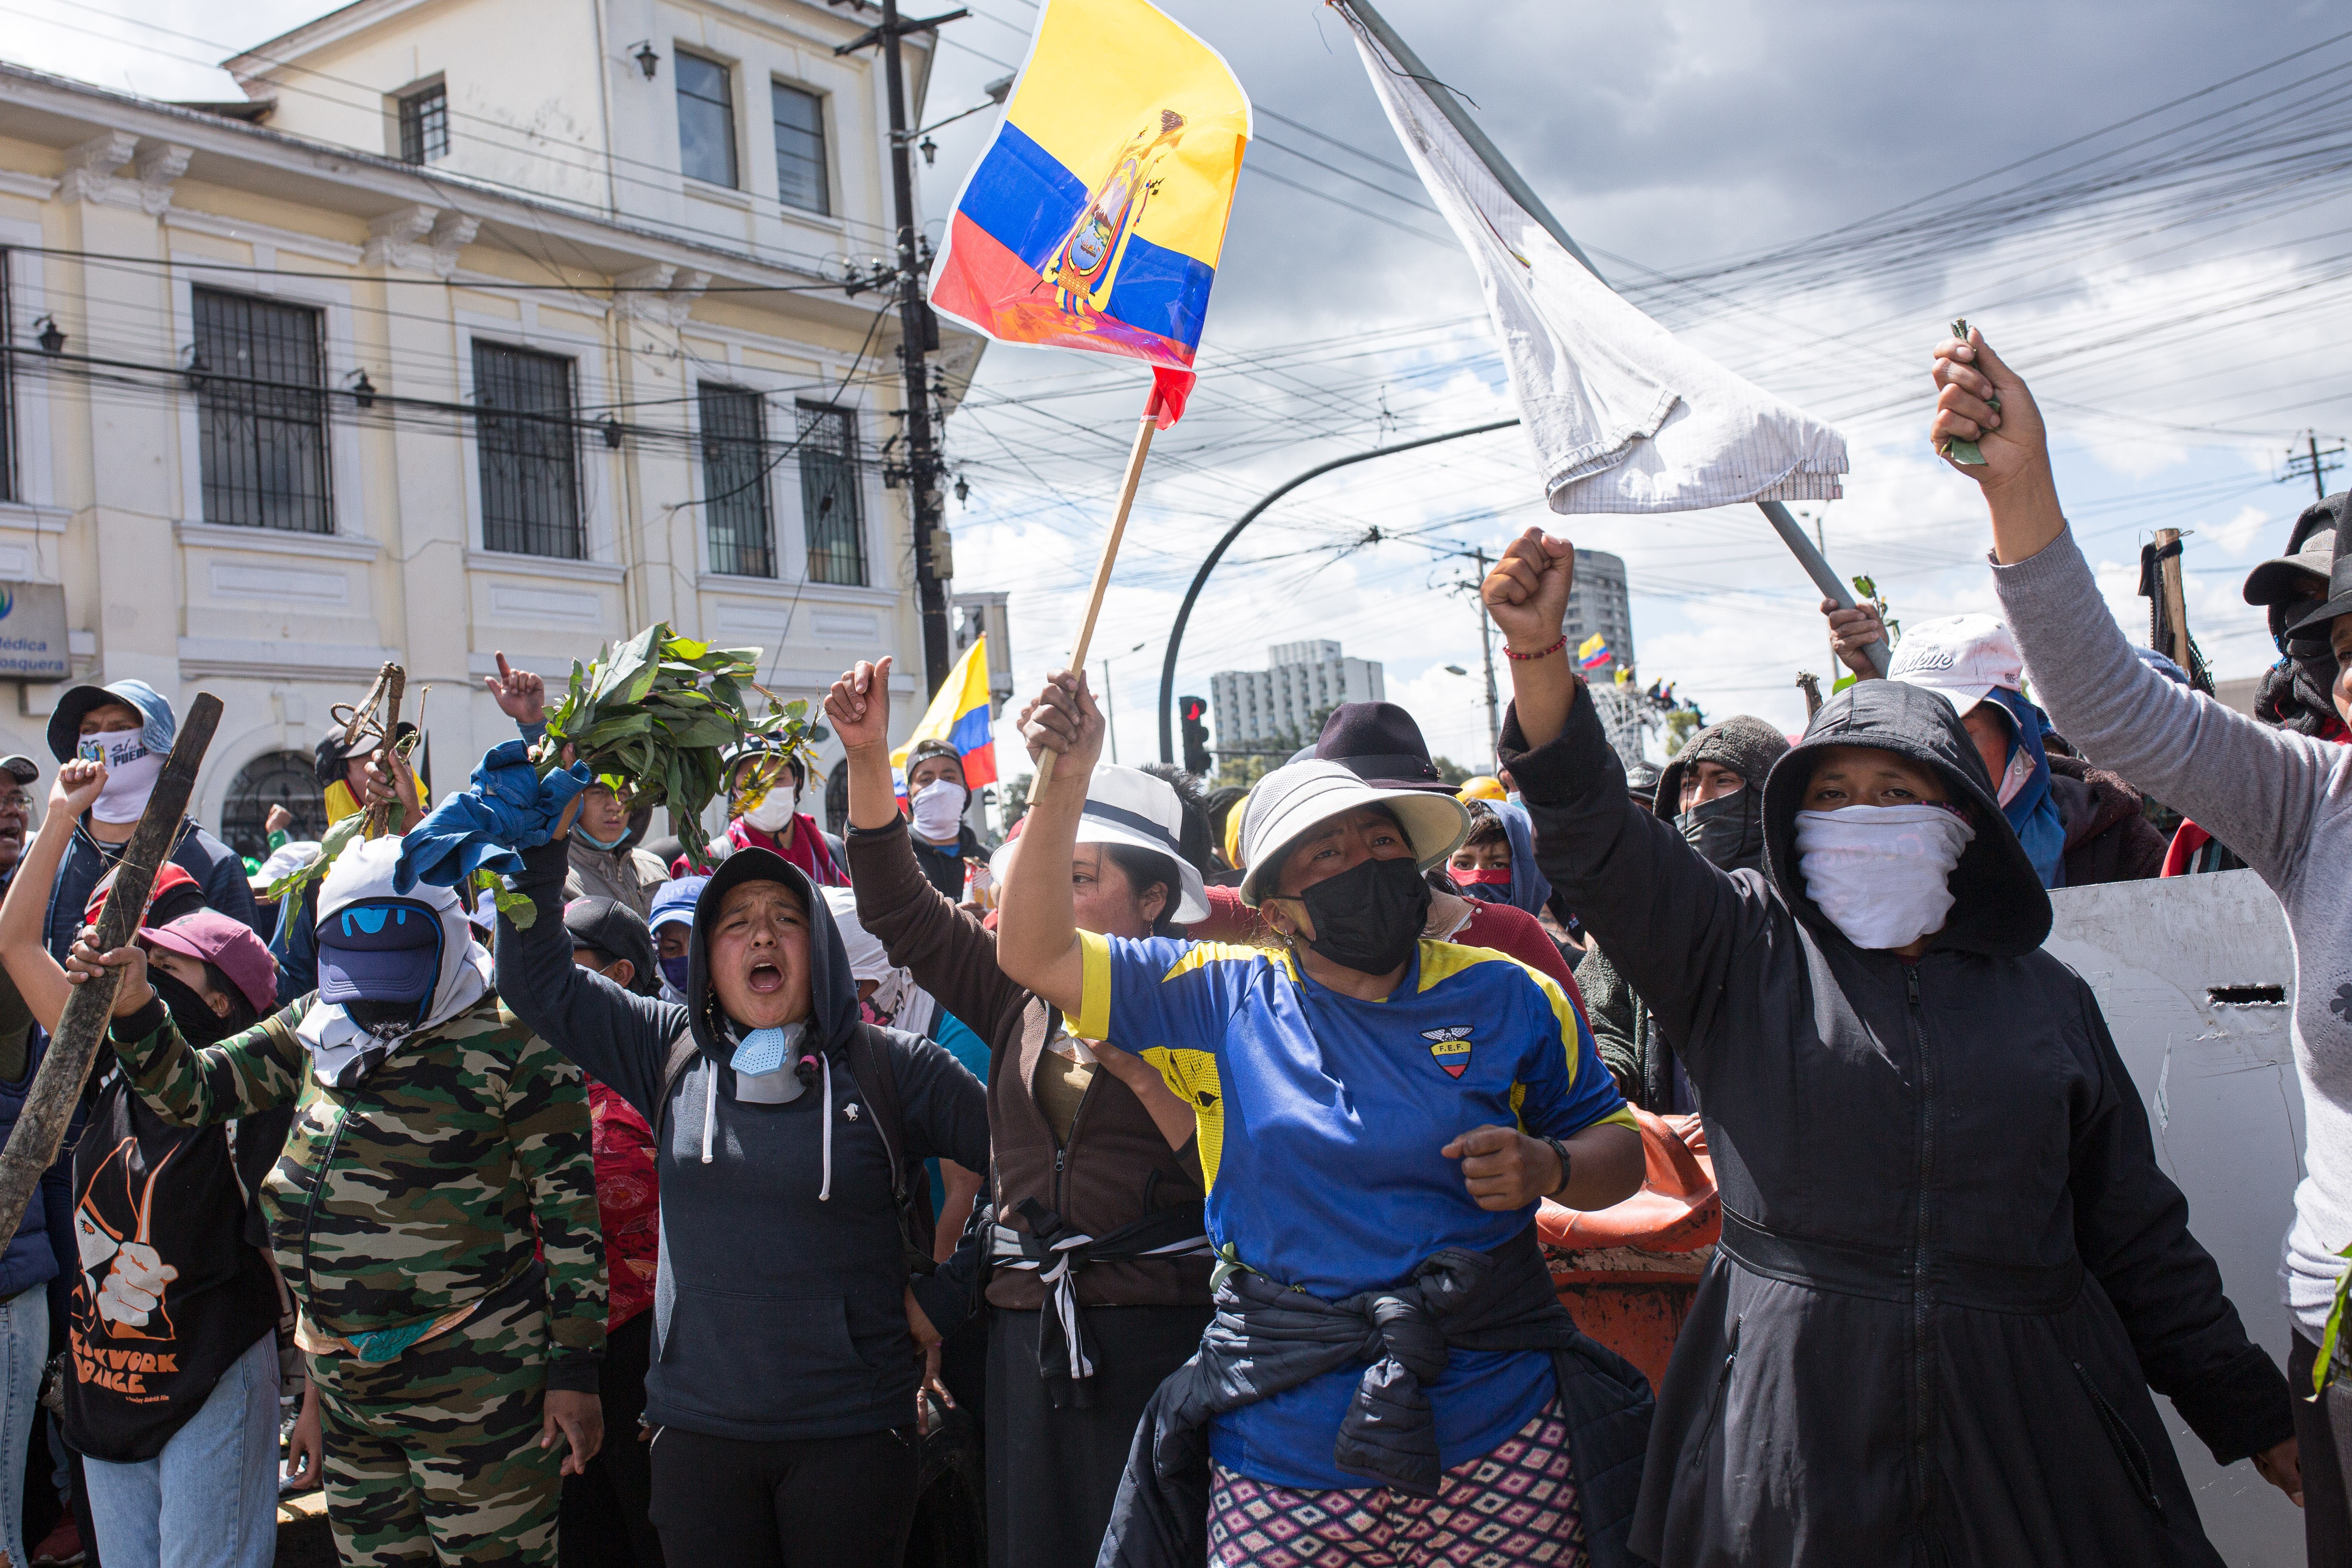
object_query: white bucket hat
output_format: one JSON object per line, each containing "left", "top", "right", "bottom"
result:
{"left": 1237, "top": 760, "right": 1469, "bottom": 907}
{"left": 990, "top": 763, "right": 1209, "bottom": 924}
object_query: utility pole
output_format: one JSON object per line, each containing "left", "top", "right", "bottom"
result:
{"left": 1468, "top": 547, "right": 1500, "bottom": 764}
{"left": 837, "top": 0, "right": 966, "bottom": 696}
{"left": 2284, "top": 430, "right": 2344, "bottom": 505}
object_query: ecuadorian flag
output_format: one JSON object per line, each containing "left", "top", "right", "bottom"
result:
{"left": 892, "top": 636, "right": 999, "bottom": 799}
{"left": 929, "top": 0, "right": 1250, "bottom": 425}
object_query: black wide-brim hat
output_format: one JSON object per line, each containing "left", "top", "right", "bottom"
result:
{"left": 2286, "top": 493, "right": 2352, "bottom": 636}
{"left": 1314, "top": 701, "right": 1454, "bottom": 792}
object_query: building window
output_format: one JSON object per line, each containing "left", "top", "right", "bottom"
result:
{"left": 699, "top": 383, "right": 774, "bottom": 578}
{"left": 222, "top": 750, "right": 326, "bottom": 860}
{"left": 771, "top": 81, "right": 830, "bottom": 215}
{"left": 398, "top": 83, "right": 448, "bottom": 165}
{"left": 0, "top": 251, "right": 14, "bottom": 504}
{"left": 797, "top": 401, "right": 864, "bottom": 586}
{"left": 473, "top": 340, "right": 582, "bottom": 559}
{"left": 191, "top": 287, "right": 331, "bottom": 533}
{"left": 676, "top": 51, "right": 738, "bottom": 188}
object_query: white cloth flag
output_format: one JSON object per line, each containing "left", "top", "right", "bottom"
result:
{"left": 1351, "top": 28, "right": 1848, "bottom": 514}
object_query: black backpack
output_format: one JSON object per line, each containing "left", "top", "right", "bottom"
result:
{"left": 660, "top": 1025, "right": 937, "bottom": 1275}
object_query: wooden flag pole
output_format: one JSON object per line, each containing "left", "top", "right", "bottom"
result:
{"left": 0, "top": 693, "right": 222, "bottom": 1243}
{"left": 1031, "top": 390, "right": 1162, "bottom": 802}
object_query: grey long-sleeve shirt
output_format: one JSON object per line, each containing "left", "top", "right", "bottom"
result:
{"left": 1994, "top": 526, "right": 2352, "bottom": 1336}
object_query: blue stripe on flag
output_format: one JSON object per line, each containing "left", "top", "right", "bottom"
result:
{"left": 958, "top": 124, "right": 1089, "bottom": 271}
{"left": 947, "top": 705, "right": 994, "bottom": 756}
{"left": 1104, "top": 234, "right": 1215, "bottom": 351}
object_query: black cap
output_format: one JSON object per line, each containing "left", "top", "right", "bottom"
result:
{"left": 1314, "top": 701, "right": 1452, "bottom": 792}
{"left": 0, "top": 756, "right": 36, "bottom": 787}
{"left": 564, "top": 897, "right": 658, "bottom": 996}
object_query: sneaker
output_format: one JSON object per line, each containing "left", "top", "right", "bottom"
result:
{"left": 30, "top": 1519, "right": 84, "bottom": 1566}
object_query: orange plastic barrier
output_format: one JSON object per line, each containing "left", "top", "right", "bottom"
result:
{"left": 1539, "top": 1110, "right": 1718, "bottom": 1389}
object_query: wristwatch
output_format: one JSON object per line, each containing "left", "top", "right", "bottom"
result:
{"left": 1540, "top": 1135, "right": 1573, "bottom": 1201}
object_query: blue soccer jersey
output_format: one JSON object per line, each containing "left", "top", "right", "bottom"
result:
{"left": 1073, "top": 932, "right": 1632, "bottom": 1490}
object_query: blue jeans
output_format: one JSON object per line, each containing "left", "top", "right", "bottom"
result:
{"left": 84, "top": 1330, "right": 279, "bottom": 1568}
{"left": 0, "top": 1286, "right": 49, "bottom": 1568}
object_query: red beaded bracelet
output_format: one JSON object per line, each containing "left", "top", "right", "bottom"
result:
{"left": 1502, "top": 634, "right": 1568, "bottom": 662}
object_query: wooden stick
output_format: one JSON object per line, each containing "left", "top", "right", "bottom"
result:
{"left": 0, "top": 693, "right": 222, "bottom": 1243}
{"left": 2155, "top": 527, "right": 2194, "bottom": 675}
{"left": 1030, "top": 390, "right": 1160, "bottom": 803}
{"left": 366, "top": 666, "right": 408, "bottom": 840}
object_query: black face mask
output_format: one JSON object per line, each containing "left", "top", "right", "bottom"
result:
{"left": 1678, "top": 787, "right": 1764, "bottom": 875}
{"left": 1290, "top": 854, "right": 1430, "bottom": 975}
{"left": 150, "top": 970, "right": 238, "bottom": 1048}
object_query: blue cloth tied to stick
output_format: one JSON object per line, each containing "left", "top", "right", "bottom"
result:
{"left": 392, "top": 739, "right": 593, "bottom": 895}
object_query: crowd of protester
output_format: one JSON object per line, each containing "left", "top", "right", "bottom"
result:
{"left": 0, "top": 325, "right": 2346, "bottom": 1568}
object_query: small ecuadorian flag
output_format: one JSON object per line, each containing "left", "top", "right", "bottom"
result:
{"left": 891, "top": 636, "right": 1000, "bottom": 801}
{"left": 1576, "top": 634, "right": 1613, "bottom": 671}
{"left": 929, "top": 0, "right": 1251, "bottom": 427}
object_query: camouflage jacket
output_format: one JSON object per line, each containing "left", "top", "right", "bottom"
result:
{"left": 108, "top": 992, "right": 605, "bottom": 1390}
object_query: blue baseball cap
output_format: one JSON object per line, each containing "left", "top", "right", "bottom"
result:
{"left": 317, "top": 900, "right": 440, "bottom": 1004}
{"left": 47, "top": 679, "right": 174, "bottom": 764}
{"left": 648, "top": 876, "right": 706, "bottom": 933}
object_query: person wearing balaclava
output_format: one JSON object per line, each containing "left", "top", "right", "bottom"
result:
{"left": 901, "top": 739, "right": 985, "bottom": 903}
{"left": 1580, "top": 714, "right": 1788, "bottom": 1113}
{"left": 647, "top": 876, "right": 704, "bottom": 1005}
{"left": 42, "top": 679, "right": 259, "bottom": 960}
{"left": 998, "top": 668, "right": 1647, "bottom": 1568}
{"left": 65, "top": 835, "right": 606, "bottom": 1568}
{"left": 1483, "top": 524, "right": 2297, "bottom": 1568}
{"left": 491, "top": 762, "right": 988, "bottom": 1568}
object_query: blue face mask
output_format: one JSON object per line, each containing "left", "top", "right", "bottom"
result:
{"left": 660, "top": 953, "right": 690, "bottom": 993}
{"left": 573, "top": 820, "right": 626, "bottom": 852}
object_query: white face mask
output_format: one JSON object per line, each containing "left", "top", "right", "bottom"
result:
{"left": 741, "top": 788, "right": 796, "bottom": 833}
{"left": 1794, "top": 803, "right": 1974, "bottom": 951}
{"left": 79, "top": 733, "right": 164, "bottom": 825}
{"left": 909, "top": 779, "right": 967, "bottom": 841}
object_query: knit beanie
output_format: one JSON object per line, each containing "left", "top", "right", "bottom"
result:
{"left": 1653, "top": 715, "right": 1791, "bottom": 820}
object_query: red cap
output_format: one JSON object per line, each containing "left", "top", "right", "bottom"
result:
{"left": 137, "top": 911, "right": 278, "bottom": 1017}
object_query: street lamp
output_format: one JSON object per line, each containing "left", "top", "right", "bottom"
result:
{"left": 1098, "top": 640, "right": 1148, "bottom": 765}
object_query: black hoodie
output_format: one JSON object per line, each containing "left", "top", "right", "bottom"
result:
{"left": 498, "top": 838, "right": 987, "bottom": 1443}
{"left": 1502, "top": 678, "right": 2288, "bottom": 1568}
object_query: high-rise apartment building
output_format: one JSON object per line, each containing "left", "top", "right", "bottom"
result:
{"left": 1208, "top": 639, "right": 1385, "bottom": 755}
{"left": 1564, "top": 549, "right": 1635, "bottom": 677}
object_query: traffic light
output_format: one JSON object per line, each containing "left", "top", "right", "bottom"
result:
{"left": 1178, "top": 694, "right": 1211, "bottom": 776}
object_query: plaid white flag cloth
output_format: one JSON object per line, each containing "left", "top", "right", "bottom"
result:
{"left": 1349, "top": 22, "right": 1848, "bottom": 514}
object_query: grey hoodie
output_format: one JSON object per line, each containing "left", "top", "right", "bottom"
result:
{"left": 497, "top": 838, "right": 988, "bottom": 1442}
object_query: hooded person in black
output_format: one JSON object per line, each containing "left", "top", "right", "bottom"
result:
{"left": 1482, "top": 527, "right": 2295, "bottom": 1568}
{"left": 1582, "top": 715, "right": 1787, "bottom": 1112}
{"left": 495, "top": 807, "right": 988, "bottom": 1568}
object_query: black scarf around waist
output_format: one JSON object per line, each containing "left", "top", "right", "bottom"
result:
{"left": 1095, "top": 1222, "right": 1653, "bottom": 1568}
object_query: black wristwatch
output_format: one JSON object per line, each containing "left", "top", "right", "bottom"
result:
{"left": 1540, "top": 1135, "right": 1573, "bottom": 1201}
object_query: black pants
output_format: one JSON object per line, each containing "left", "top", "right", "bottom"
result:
{"left": 2294, "top": 1329, "right": 2352, "bottom": 1566}
{"left": 987, "top": 1302, "right": 1212, "bottom": 1568}
{"left": 647, "top": 1422, "right": 917, "bottom": 1568}
{"left": 561, "top": 1312, "right": 662, "bottom": 1567}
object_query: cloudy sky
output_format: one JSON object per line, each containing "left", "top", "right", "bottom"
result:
{"left": 16, "top": 0, "right": 2352, "bottom": 777}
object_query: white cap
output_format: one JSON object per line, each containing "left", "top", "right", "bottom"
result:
{"left": 989, "top": 763, "right": 1210, "bottom": 924}
{"left": 1884, "top": 613, "right": 2022, "bottom": 717}
{"left": 822, "top": 885, "right": 894, "bottom": 981}
{"left": 1237, "top": 760, "right": 1468, "bottom": 907}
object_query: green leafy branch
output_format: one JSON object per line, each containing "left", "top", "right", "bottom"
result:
{"left": 538, "top": 624, "right": 826, "bottom": 870}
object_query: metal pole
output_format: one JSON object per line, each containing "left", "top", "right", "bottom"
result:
{"left": 1101, "top": 654, "right": 1118, "bottom": 764}
{"left": 879, "top": 0, "right": 954, "bottom": 695}
{"left": 1156, "top": 418, "right": 1521, "bottom": 763}
{"left": 1338, "top": 0, "right": 1889, "bottom": 677}
{"left": 1471, "top": 547, "right": 1500, "bottom": 763}
{"left": 2313, "top": 432, "right": 2329, "bottom": 504}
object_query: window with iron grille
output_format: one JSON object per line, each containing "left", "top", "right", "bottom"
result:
{"left": 222, "top": 750, "right": 326, "bottom": 860}
{"left": 0, "top": 251, "right": 15, "bottom": 504}
{"left": 192, "top": 287, "right": 332, "bottom": 533}
{"left": 698, "top": 383, "right": 774, "bottom": 577}
{"left": 398, "top": 83, "right": 448, "bottom": 165}
{"left": 473, "top": 340, "right": 583, "bottom": 559}
{"left": 771, "top": 82, "right": 829, "bottom": 215}
{"left": 676, "top": 51, "right": 738, "bottom": 188}
{"left": 796, "top": 402, "right": 864, "bottom": 586}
